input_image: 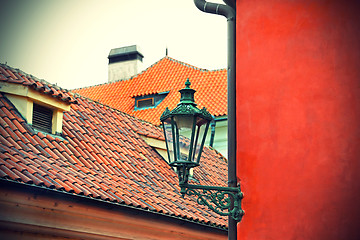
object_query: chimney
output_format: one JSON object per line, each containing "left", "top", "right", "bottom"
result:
{"left": 108, "top": 45, "right": 144, "bottom": 82}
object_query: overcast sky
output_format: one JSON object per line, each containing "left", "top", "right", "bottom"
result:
{"left": 1, "top": 0, "right": 227, "bottom": 90}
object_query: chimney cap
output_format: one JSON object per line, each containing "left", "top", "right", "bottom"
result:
{"left": 108, "top": 45, "right": 144, "bottom": 59}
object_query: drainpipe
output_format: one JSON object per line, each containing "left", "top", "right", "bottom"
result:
{"left": 193, "top": 1, "right": 238, "bottom": 240}
{"left": 223, "top": 0, "right": 236, "bottom": 9}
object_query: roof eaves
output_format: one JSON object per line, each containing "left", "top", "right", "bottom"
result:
{"left": 0, "top": 178, "right": 228, "bottom": 230}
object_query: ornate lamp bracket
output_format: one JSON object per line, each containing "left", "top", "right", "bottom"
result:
{"left": 180, "top": 183, "right": 244, "bottom": 222}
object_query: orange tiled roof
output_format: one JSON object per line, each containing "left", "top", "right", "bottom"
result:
{"left": 73, "top": 57, "right": 227, "bottom": 125}
{"left": 0, "top": 64, "right": 228, "bottom": 228}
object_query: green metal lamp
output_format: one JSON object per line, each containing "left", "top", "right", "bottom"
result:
{"left": 160, "top": 79, "right": 244, "bottom": 222}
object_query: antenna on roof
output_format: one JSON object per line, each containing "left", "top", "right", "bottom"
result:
{"left": 166, "top": 47, "right": 168, "bottom": 56}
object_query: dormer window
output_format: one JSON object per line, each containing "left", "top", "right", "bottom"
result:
{"left": 137, "top": 97, "right": 154, "bottom": 109}
{"left": 32, "top": 103, "right": 53, "bottom": 133}
{"left": 134, "top": 92, "right": 169, "bottom": 111}
{"left": 0, "top": 81, "right": 71, "bottom": 136}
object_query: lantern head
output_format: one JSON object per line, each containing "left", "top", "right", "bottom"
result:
{"left": 160, "top": 79, "right": 213, "bottom": 185}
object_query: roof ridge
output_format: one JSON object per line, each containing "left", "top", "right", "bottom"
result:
{"left": 165, "top": 56, "right": 226, "bottom": 73}
{"left": 72, "top": 56, "right": 226, "bottom": 91}
{"left": 166, "top": 56, "right": 209, "bottom": 72}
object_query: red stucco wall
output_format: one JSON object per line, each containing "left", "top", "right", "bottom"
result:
{"left": 236, "top": 1, "right": 360, "bottom": 239}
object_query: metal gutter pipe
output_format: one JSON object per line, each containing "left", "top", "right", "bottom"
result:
{"left": 193, "top": 1, "right": 238, "bottom": 240}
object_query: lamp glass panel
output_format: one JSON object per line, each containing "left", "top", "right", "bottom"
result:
{"left": 192, "top": 117, "right": 208, "bottom": 164}
{"left": 163, "top": 118, "right": 175, "bottom": 164}
{"left": 173, "top": 115, "right": 195, "bottom": 162}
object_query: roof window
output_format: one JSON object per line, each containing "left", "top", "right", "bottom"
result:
{"left": 134, "top": 92, "right": 168, "bottom": 111}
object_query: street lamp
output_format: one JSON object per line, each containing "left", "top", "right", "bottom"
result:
{"left": 160, "top": 79, "right": 244, "bottom": 221}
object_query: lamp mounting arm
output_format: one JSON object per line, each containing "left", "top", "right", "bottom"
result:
{"left": 180, "top": 183, "right": 244, "bottom": 222}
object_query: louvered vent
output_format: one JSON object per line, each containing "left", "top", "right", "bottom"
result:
{"left": 32, "top": 103, "right": 53, "bottom": 133}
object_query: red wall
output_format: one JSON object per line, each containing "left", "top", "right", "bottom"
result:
{"left": 236, "top": 1, "right": 360, "bottom": 239}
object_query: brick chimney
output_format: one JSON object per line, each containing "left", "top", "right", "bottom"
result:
{"left": 108, "top": 45, "right": 144, "bottom": 82}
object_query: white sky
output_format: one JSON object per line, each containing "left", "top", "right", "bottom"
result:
{"left": 0, "top": 0, "right": 227, "bottom": 90}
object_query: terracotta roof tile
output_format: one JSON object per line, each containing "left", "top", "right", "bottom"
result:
{"left": 0, "top": 64, "right": 229, "bottom": 229}
{"left": 73, "top": 56, "right": 227, "bottom": 125}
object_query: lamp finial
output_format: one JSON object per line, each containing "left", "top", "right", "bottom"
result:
{"left": 185, "top": 78, "right": 191, "bottom": 89}
{"left": 179, "top": 78, "right": 196, "bottom": 106}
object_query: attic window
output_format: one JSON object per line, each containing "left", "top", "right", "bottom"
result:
{"left": 32, "top": 103, "right": 53, "bottom": 133}
{"left": 0, "top": 81, "right": 71, "bottom": 136}
{"left": 137, "top": 98, "right": 154, "bottom": 108}
{"left": 134, "top": 92, "right": 169, "bottom": 111}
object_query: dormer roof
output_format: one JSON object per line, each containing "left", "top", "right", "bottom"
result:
{"left": 0, "top": 64, "right": 77, "bottom": 105}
